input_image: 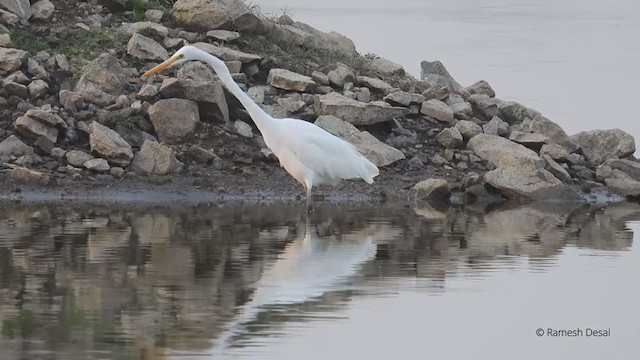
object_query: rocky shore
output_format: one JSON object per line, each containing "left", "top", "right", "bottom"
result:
{"left": 1, "top": 0, "right": 639, "bottom": 205}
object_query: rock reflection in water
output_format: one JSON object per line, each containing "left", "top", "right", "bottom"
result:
{"left": 0, "top": 201, "right": 636, "bottom": 359}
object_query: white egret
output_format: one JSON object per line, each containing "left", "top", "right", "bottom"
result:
{"left": 142, "top": 46, "right": 380, "bottom": 207}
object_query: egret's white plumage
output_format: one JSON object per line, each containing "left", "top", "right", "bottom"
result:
{"left": 143, "top": 46, "right": 379, "bottom": 206}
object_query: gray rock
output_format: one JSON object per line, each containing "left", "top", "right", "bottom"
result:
{"left": 193, "top": 42, "right": 261, "bottom": 63}
{"left": 110, "top": 166, "right": 125, "bottom": 178}
{"left": 14, "top": 115, "right": 58, "bottom": 143}
{"left": 159, "top": 78, "right": 229, "bottom": 123}
{"left": 75, "top": 53, "right": 126, "bottom": 106}
{"left": 0, "top": 134, "right": 33, "bottom": 161}
{"left": 570, "top": 129, "right": 636, "bottom": 165}
{"left": 277, "top": 97, "right": 305, "bottom": 113}
{"left": 172, "top": 0, "right": 257, "bottom": 31}
{"left": 422, "top": 85, "right": 450, "bottom": 101}
{"left": 4, "top": 80, "right": 27, "bottom": 98}
{"left": 247, "top": 86, "right": 265, "bottom": 104}
{"left": 164, "top": 37, "right": 186, "bottom": 49}
{"left": 131, "top": 140, "right": 182, "bottom": 175}
{"left": 136, "top": 84, "right": 159, "bottom": 101}
{"left": 327, "top": 66, "right": 355, "bottom": 88}
{"left": 369, "top": 56, "right": 404, "bottom": 76}
{"left": 206, "top": 29, "right": 240, "bottom": 41}
{"left": 144, "top": 9, "right": 163, "bottom": 22}
{"left": 25, "top": 108, "right": 67, "bottom": 129}
{"left": 65, "top": 150, "right": 94, "bottom": 167}
{"left": 529, "top": 116, "right": 580, "bottom": 154}
{"left": 543, "top": 155, "right": 572, "bottom": 183}
{"left": 0, "top": 33, "right": 11, "bottom": 47}
{"left": 449, "top": 101, "right": 472, "bottom": 118}
{"left": 31, "top": 0, "right": 54, "bottom": 20}
{"left": 508, "top": 130, "right": 550, "bottom": 151}
{"left": 468, "top": 134, "right": 542, "bottom": 168}
{"left": 413, "top": 178, "right": 450, "bottom": 200}
{"left": 234, "top": 120, "right": 253, "bottom": 138}
{"left": 27, "top": 80, "right": 48, "bottom": 98}
{"left": 465, "top": 80, "right": 495, "bottom": 97}
{"left": 148, "top": 98, "right": 200, "bottom": 143}
{"left": 431, "top": 154, "right": 449, "bottom": 166}
{"left": 176, "top": 61, "right": 217, "bottom": 82}
{"left": 0, "top": 8, "right": 19, "bottom": 25}
{"left": 455, "top": 120, "right": 483, "bottom": 141}
{"left": 314, "top": 92, "right": 410, "bottom": 125}
{"left": 596, "top": 159, "right": 640, "bottom": 197}
{"left": 420, "top": 99, "right": 454, "bottom": 123}
{"left": 0, "top": 0, "right": 31, "bottom": 20}
{"left": 356, "top": 76, "right": 393, "bottom": 93}
{"left": 59, "top": 90, "right": 84, "bottom": 111}
{"left": 482, "top": 116, "right": 509, "bottom": 136}
{"left": 420, "top": 60, "right": 462, "bottom": 92}
{"left": 88, "top": 121, "right": 134, "bottom": 167}
{"left": 498, "top": 101, "right": 541, "bottom": 124}
{"left": 468, "top": 94, "right": 499, "bottom": 120}
{"left": 267, "top": 68, "right": 316, "bottom": 92}
{"left": 314, "top": 115, "right": 404, "bottom": 167}
{"left": 121, "top": 21, "right": 169, "bottom": 41}
{"left": 435, "top": 127, "right": 463, "bottom": 149}
{"left": 127, "top": 33, "right": 169, "bottom": 61}
{"left": 83, "top": 158, "right": 110, "bottom": 172}
{"left": 355, "top": 87, "right": 371, "bottom": 103}
{"left": 540, "top": 143, "right": 570, "bottom": 162}
{"left": 383, "top": 91, "right": 425, "bottom": 107}
{"left": 311, "top": 71, "right": 329, "bottom": 86}
{"left": 187, "top": 144, "right": 217, "bottom": 163}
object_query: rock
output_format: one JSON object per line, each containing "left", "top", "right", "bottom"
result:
{"left": 383, "top": 91, "right": 425, "bottom": 107}
{"left": 468, "top": 134, "right": 542, "bottom": 168}
{"left": 193, "top": 42, "right": 261, "bottom": 63}
{"left": 413, "top": 178, "right": 450, "bottom": 201}
{"left": 267, "top": 68, "right": 316, "bottom": 92}
{"left": 277, "top": 97, "right": 305, "bottom": 113}
{"left": 27, "top": 80, "right": 48, "bottom": 98}
{"left": 482, "top": 116, "right": 509, "bottom": 136}
{"left": 127, "top": 33, "right": 169, "bottom": 61}
{"left": 422, "top": 85, "right": 450, "bottom": 102}
{"left": 356, "top": 76, "right": 393, "bottom": 93}
{"left": 0, "top": 134, "right": 33, "bottom": 161}
{"left": 529, "top": 116, "right": 580, "bottom": 153}
{"left": 596, "top": 159, "right": 640, "bottom": 197}
{"left": 59, "top": 90, "right": 84, "bottom": 111}
{"left": 84, "top": 158, "right": 110, "bottom": 172}
{"left": 540, "top": 143, "right": 570, "bottom": 162}
{"left": 570, "top": 129, "right": 635, "bottom": 165}
{"left": 355, "top": 88, "right": 371, "bottom": 103}
{"left": 465, "top": 80, "right": 495, "bottom": 97}
{"left": 14, "top": 115, "right": 57, "bottom": 143}
{"left": 498, "top": 101, "right": 541, "bottom": 124}
{"left": 0, "top": 0, "right": 31, "bottom": 20}
{"left": 0, "top": 8, "right": 19, "bottom": 24}
{"left": 206, "top": 29, "right": 240, "bottom": 41}
{"left": 33, "top": 136, "right": 54, "bottom": 154}
{"left": 0, "top": 47, "right": 27, "bottom": 75}
{"left": 136, "top": 84, "right": 159, "bottom": 101}
{"left": 122, "top": 21, "right": 169, "bottom": 41}
{"left": 327, "top": 66, "right": 355, "bottom": 88}
{"left": 172, "top": 0, "right": 257, "bottom": 31}
{"left": 159, "top": 78, "right": 229, "bottom": 122}
{"left": 88, "top": 122, "right": 134, "bottom": 167}
{"left": 435, "top": 128, "right": 463, "bottom": 149}
{"left": 314, "top": 115, "right": 405, "bottom": 167}
{"left": 234, "top": 120, "right": 253, "bottom": 138}
{"left": 420, "top": 60, "right": 462, "bottom": 92}
{"left": 431, "top": 154, "right": 448, "bottom": 166}
{"left": 25, "top": 108, "right": 67, "bottom": 129}
{"left": 369, "top": 56, "right": 404, "bottom": 76}
{"left": 311, "top": 71, "right": 329, "bottom": 86}
{"left": 6, "top": 164, "right": 49, "bottom": 185}
{"left": 145, "top": 9, "right": 163, "bottom": 22}
{"left": 455, "top": 120, "right": 483, "bottom": 141}
{"left": 31, "top": 0, "right": 54, "bottom": 20}
{"left": 543, "top": 155, "right": 572, "bottom": 183}
{"left": 176, "top": 61, "right": 217, "bottom": 82}
{"left": 247, "top": 86, "right": 265, "bottom": 103}
{"left": 420, "top": 99, "right": 454, "bottom": 123}
{"left": 508, "top": 130, "right": 550, "bottom": 151}
{"left": 468, "top": 94, "right": 499, "bottom": 120}
{"left": 148, "top": 98, "right": 200, "bottom": 143}
{"left": 449, "top": 101, "right": 472, "bottom": 118}
{"left": 131, "top": 140, "right": 183, "bottom": 175}
{"left": 314, "top": 92, "right": 410, "bottom": 126}
{"left": 0, "top": 33, "right": 11, "bottom": 47}
{"left": 65, "top": 150, "right": 94, "bottom": 167}
{"left": 4, "top": 80, "right": 27, "bottom": 98}
{"left": 110, "top": 166, "right": 125, "bottom": 178}
{"left": 187, "top": 144, "right": 217, "bottom": 163}
{"left": 75, "top": 53, "right": 126, "bottom": 106}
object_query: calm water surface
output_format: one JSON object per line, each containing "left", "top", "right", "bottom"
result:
{"left": 260, "top": 0, "right": 640, "bottom": 148}
{"left": 0, "top": 201, "right": 639, "bottom": 359}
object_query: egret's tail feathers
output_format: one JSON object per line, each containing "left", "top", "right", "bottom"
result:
{"left": 360, "top": 157, "right": 379, "bottom": 184}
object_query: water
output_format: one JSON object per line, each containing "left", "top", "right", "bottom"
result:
{"left": 0, "top": 200, "right": 639, "bottom": 359}
{"left": 259, "top": 0, "right": 640, "bottom": 147}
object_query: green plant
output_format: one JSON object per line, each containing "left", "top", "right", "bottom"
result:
{"left": 8, "top": 27, "right": 48, "bottom": 54}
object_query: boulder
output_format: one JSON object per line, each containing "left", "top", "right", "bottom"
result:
{"left": 314, "top": 92, "right": 410, "bottom": 126}
{"left": 25, "top": 108, "right": 67, "bottom": 129}
{"left": 422, "top": 85, "right": 450, "bottom": 101}
{"left": 4, "top": 80, "right": 27, "bottom": 98}
{"left": 0, "top": 0, "right": 31, "bottom": 20}
{"left": 413, "top": 178, "right": 450, "bottom": 201}
{"left": 311, "top": 71, "right": 330, "bottom": 86}
{"left": 193, "top": 42, "right": 260, "bottom": 63}
{"left": 0, "top": 134, "right": 34, "bottom": 161}
{"left": 84, "top": 158, "right": 111, "bottom": 172}
{"left": 455, "top": 120, "right": 483, "bottom": 141}
{"left": 508, "top": 130, "right": 550, "bottom": 151}
{"left": 0, "top": 47, "right": 28, "bottom": 75}
{"left": 482, "top": 116, "right": 509, "bottom": 136}
{"left": 59, "top": 90, "right": 84, "bottom": 111}
{"left": 267, "top": 68, "right": 316, "bottom": 92}
{"left": 314, "top": 115, "right": 405, "bottom": 167}
{"left": 540, "top": 143, "right": 570, "bottom": 162}
{"left": 327, "top": 66, "right": 355, "bottom": 88}
{"left": 570, "top": 129, "right": 635, "bottom": 165}
{"left": 468, "top": 94, "right": 499, "bottom": 120}
{"left": 159, "top": 78, "right": 229, "bottom": 123}
{"left": 420, "top": 99, "right": 454, "bottom": 123}
{"left": 14, "top": 115, "right": 57, "bottom": 143}
{"left": 88, "top": 122, "right": 134, "bottom": 167}
{"left": 465, "top": 80, "right": 495, "bottom": 97}
{"left": 529, "top": 116, "right": 580, "bottom": 153}
{"left": 449, "top": 101, "right": 472, "bottom": 118}
{"left": 75, "top": 53, "right": 127, "bottom": 106}
{"left": 31, "top": 0, "right": 54, "bottom": 20}
{"left": 468, "top": 134, "right": 542, "bottom": 168}
{"left": 66, "top": 150, "right": 94, "bottom": 167}
{"left": 233, "top": 120, "right": 253, "bottom": 138}
{"left": 145, "top": 9, "right": 163, "bottom": 22}
{"left": 27, "top": 79, "right": 49, "bottom": 98}
{"left": 383, "top": 91, "right": 426, "bottom": 107}
{"left": 148, "top": 98, "right": 200, "bottom": 143}
{"left": 435, "top": 128, "right": 463, "bottom": 149}
{"left": 357, "top": 76, "right": 393, "bottom": 93}
{"left": 131, "top": 140, "right": 183, "bottom": 175}
{"left": 368, "top": 56, "right": 404, "bottom": 76}
{"left": 121, "top": 21, "right": 169, "bottom": 41}
{"left": 206, "top": 29, "right": 240, "bottom": 41}
{"left": 127, "top": 33, "right": 169, "bottom": 61}
{"left": 172, "top": 0, "right": 257, "bottom": 31}
{"left": 596, "top": 159, "right": 640, "bottom": 197}
{"left": 420, "top": 60, "right": 462, "bottom": 92}
{"left": 542, "top": 155, "right": 572, "bottom": 183}
{"left": 498, "top": 101, "right": 541, "bottom": 124}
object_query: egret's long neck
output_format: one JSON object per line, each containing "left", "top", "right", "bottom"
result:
{"left": 201, "top": 54, "right": 273, "bottom": 132}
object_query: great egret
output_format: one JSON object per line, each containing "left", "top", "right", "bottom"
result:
{"left": 142, "top": 45, "right": 380, "bottom": 207}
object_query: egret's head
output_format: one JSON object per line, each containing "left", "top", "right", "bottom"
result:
{"left": 141, "top": 45, "right": 202, "bottom": 78}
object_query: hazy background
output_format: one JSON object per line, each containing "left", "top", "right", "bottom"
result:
{"left": 259, "top": 0, "right": 640, "bottom": 144}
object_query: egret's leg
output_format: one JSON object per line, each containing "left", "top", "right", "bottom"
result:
{"left": 305, "top": 179, "right": 312, "bottom": 211}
